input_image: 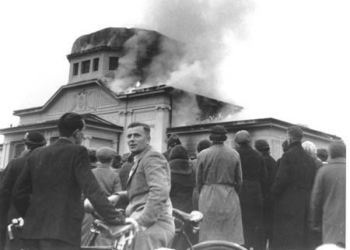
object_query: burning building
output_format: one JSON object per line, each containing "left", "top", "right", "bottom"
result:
{"left": 0, "top": 28, "right": 339, "bottom": 168}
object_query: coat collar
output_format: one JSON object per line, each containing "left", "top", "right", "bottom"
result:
{"left": 169, "top": 159, "right": 192, "bottom": 174}
{"left": 328, "top": 157, "right": 346, "bottom": 165}
{"left": 126, "top": 145, "right": 153, "bottom": 185}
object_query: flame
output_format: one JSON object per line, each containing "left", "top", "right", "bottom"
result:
{"left": 136, "top": 81, "right": 141, "bottom": 88}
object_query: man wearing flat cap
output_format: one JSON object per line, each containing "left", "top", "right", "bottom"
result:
{"left": 0, "top": 131, "right": 46, "bottom": 250}
{"left": 234, "top": 130, "right": 267, "bottom": 250}
{"left": 271, "top": 125, "right": 318, "bottom": 250}
{"left": 196, "top": 125, "right": 244, "bottom": 245}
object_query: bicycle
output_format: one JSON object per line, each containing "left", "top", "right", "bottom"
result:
{"left": 81, "top": 209, "right": 247, "bottom": 250}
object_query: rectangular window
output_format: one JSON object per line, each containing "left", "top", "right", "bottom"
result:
{"left": 81, "top": 60, "right": 90, "bottom": 74}
{"left": 93, "top": 58, "right": 99, "bottom": 71}
{"left": 109, "top": 57, "right": 119, "bottom": 70}
{"left": 73, "top": 63, "right": 79, "bottom": 76}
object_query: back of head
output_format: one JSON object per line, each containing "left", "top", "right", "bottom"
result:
{"left": 167, "top": 133, "right": 182, "bottom": 149}
{"left": 197, "top": 139, "right": 212, "bottom": 153}
{"left": 329, "top": 140, "right": 346, "bottom": 159}
{"left": 302, "top": 141, "right": 317, "bottom": 156}
{"left": 282, "top": 139, "right": 289, "bottom": 152}
{"left": 234, "top": 130, "right": 251, "bottom": 145}
{"left": 317, "top": 148, "right": 329, "bottom": 162}
{"left": 287, "top": 126, "right": 303, "bottom": 141}
{"left": 169, "top": 145, "right": 189, "bottom": 161}
{"left": 87, "top": 148, "right": 97, "bottom": 163}
{"left": 23, "top": 131, "right": 46, "bottom": 150}
{"left": 210, "top": 125, "right": 227, "bottom": 142}
{"left": 96, "top": 147, "right": 117, "bottom": 164}
{"left": 255, "top": 139, "right": 270, "bottom": 152}
{"left": 58, "top": 112, "right": 85, "bottom": 137}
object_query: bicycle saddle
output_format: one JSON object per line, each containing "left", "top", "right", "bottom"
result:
{"left": 172, "top": 209, "right": 203, "bottom": 223}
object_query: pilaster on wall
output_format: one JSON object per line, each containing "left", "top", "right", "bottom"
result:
{"left": 1, "top": 141, "right": 11, "bottom": 170}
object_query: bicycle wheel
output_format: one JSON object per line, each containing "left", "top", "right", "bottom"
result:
{"left": 190, "top": 240, "right": 247, "bottom": 250}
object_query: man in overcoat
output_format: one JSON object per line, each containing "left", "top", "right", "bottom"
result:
{"left": 116, "top": 122, "right": 175, "bottom": 250}
{"left": 235, "top": 130, "right": 267, "bottom": 250}
{"left": 309, "top": 140, "right": 346, "bottom": 247}
{"left": 197, "top": 125, "right": 244, "bottom": 245}
{"left": 12, "top": 112, "right": 124, "bottom": 250}
{"left": 0, "top": 131, "right": 46, "bottom": 250}
{"left": 271, "top": 126, "right": 317, "bottom": 250}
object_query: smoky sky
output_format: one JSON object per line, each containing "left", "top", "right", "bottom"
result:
{"left": 140, "top": 0, "right": 253, "bottom": 100}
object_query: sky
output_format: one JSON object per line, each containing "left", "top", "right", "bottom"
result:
{"left": 0, "top": 0, "right": 349, "bottom": 144}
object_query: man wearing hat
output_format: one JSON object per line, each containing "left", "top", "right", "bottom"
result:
{"left": 196, "top": 125, "right": 244, "bottom": 245}
{"left": 234, "top": 130, "right": 267, "bottom": 250}
{"left": 271, "top": 126, "right": 318, "bottom": 250}
{"left": 254, "top": 139, "right": 278, "bottom": 248}
{"left": 0, "top": 131, "right": 46, "bottom": 250}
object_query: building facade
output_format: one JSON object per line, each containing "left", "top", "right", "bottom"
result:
{"left": 0, "top": 27, "right": 340, "bottom": 169}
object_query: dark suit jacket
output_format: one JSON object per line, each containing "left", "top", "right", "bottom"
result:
{"left": 12, "top": 138, "right": 122, "bottom": 246}
{"left": 0, "top": 151, "right": 31, "bottom": 250}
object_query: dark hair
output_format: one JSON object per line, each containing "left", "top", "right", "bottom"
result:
{"left": 197, "top": 139, "right": 212, "bottom": 153}
{"left": 58, "top": 113, "right": 85, "bottom": 137}
{"left": 127, "top": 122, "right": 150, "bottom": 136}
{"left": 317, "top": 148, "right": 329, "bottom": 162}
{"left": 169, "top": 145, "right": 189, "bottom": 161}
{"left": 329, "top": 140, "right": 346, "bottom": 159}
{"left": 112, "top": 154, "right": 122, "bottom": 169}
{"left": 287, "top": 126, "right": 303, "bottom": 141}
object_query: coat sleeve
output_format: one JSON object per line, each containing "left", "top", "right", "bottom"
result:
{"left": 73, "top": 148, "right": 124, "bottom": 224}
{"left": 234, "top": 156, "right": 243, "bottom": 194}
{"left": 137, "top": 153, "right": 170, "bottom": 227}
{"left": 12, "top": 158, "right": 32, "bottom": 217}
{"left": 309, "top": 170, "right": 324, "bottom": 232}
{"left": 196, "top": 155, "right": 204, "bottom": 194}
{"left": 271, "top": 154, "right": 290, "bottom": 196}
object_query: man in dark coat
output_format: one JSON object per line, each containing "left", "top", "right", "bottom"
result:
{"left": 12, "top": 112, "right": 124, "bottom": 250}
{"left": 309, "top": 140, "right": 346, "bottom": 247}
{"left": 0, "top": 131, "right": 46, "bottom": 250}
{"left": 235, "top": 130, "right": 267, "bottom": 250}
{"left": 254, "top": 139, "right": 278, "bottom": 249}
{"left": 271, "top": 126, "right": 317, "bottom": 250}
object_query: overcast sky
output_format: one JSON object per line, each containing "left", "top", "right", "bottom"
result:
{"left": 0, "top": 0, "right": 349, "bottom": 144}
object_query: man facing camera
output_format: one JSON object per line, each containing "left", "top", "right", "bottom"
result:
{"left": 117, "top": 122, "right": 175, "bottom": 250}
{"left": 12, "top": 112, "right": 124, "bottom": 250}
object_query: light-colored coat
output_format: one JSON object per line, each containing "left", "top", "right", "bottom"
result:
{"left": 196, "top": 143, "right": 244, "bottom": 244}
{"left": 309, "top": 157, "right": 346, "bottom": 245}
{"left": 124, "top": 145, "right": 175, "bottom": 250}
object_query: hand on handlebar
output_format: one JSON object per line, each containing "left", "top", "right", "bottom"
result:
{"left": 125, "top": 217, "right": 140, "bottom": 232}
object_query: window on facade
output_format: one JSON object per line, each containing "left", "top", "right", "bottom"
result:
{"left": 93, "top": 58, "right": 99, "bottom": 71}
{"left": 73, "top": 63, "right": 79, "bottom": 76}
{"left": 81, "top": 60, "right": 91, "bottom": 74}
{"left": 109, "top": 57, "right": 119, "bottom": 70}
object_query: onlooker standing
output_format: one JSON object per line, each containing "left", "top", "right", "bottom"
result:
{"left": 235, "top": 130, "right": 267, "bottom": 250}
{"left": 162, "top": 133, "right": 182, "bottom": 161}
{"left": 197, "top": 126, "right": 244, "bottom": 245}
{"left": 0, "top": 131, "right": 46, "bottom": 250}
{"left": 12, "top": 112, "right": 124, "bottom": 250}
{"left": 317, "top": 148, "right": 329, "bottom": 165}
{"left": 117, "top": 122, "right": 175, "bottom": 250}
{"left": 309, "top": 140, "right": 346, "bottom": 247}
{"left": 169, "top": 145, "right": 196, "bottom": 250}
{"left": 276, "top": 140, "right": 289, "bottom": 169}
{"left": 271, "top": 126, "right": 317, "bottom": 250}
{"left": 191, "top": 139, "right": 212, "bottom": 210}
{"left": 302, "top": 141, "right": 323, "bottom": 170}
{"left": 254, "top": 139, "right": 278, "bottom": 249}
{"left": 82, "top": 147, "right": 122, "bottom": 246}
{"left": 111, "top": 154, "right": 123, "bottom": 174}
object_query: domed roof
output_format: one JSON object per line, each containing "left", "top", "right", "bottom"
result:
{"left": 70, "top": 27, "right": 164, "bottom": 54}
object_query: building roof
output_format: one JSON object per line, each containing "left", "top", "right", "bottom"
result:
{"left": 0, "top": 113, "right": 123, "bottom": 135}
{"left": 167, "top": 117, "right": 341, "bottom": 141}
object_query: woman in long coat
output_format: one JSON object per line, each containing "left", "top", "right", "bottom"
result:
{"left": 235, "top": 131, "right": 267, "bottom": 250}
{"left": 197, "top": 126, "right": 244, "bottom": 245}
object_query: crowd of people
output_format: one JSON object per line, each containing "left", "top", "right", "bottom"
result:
{"left": 0, "top": 112, "right": 346, "bottom": 250}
